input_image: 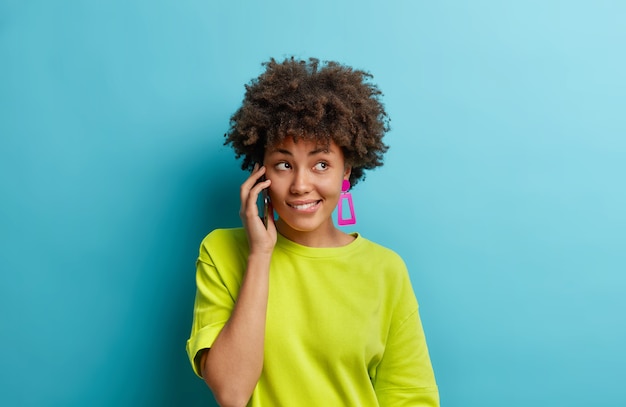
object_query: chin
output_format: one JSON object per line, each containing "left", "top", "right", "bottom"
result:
{"left": 277, "top": 217, "right": 330, "bottom": 234}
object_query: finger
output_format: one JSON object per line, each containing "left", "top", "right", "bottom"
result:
{"left": 266, "top": 200, "right": 276, "bottom": 228}
{"left": 241, "top": 178, "right": 271, "bottom": 223}
{"left": 240, "top": 165, "right": 266, "bottom": 203}
{"left": 244, "top": 176, "right": 270, "bottom": 208}
{"left": 250, "top": 177, "right": 271, "bottom": 196}
{"left": 246, "top": 179, "right": 271, "bottom": 214}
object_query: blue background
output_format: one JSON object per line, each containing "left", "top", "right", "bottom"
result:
{"left": 1, "top": 1, "right": 625, "bottom": 406}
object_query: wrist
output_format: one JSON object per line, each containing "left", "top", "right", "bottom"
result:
{"left": 247, "top": 251, "right": 273, "bottom": 264}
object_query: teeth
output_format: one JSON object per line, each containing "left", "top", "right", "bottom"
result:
{"left": 291, "top": 201, "right": 318, "bottom": 210}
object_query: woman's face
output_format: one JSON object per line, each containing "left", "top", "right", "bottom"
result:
{"left": 263, "top": 136, "right": 351, "bottom": 244}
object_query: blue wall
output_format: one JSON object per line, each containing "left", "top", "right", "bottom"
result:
{"left": 1, "top": 1, "right": 624, "bottom": 406}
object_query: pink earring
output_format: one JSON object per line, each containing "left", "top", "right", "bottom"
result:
{"left": 337, "top": 179, "right": 356, "bottom": 226}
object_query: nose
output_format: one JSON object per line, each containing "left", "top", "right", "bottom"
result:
{"left": 290, "top": 168, "right": 312, "bottom": 195}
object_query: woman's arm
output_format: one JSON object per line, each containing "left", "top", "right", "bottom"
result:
{"left": 373, "top": 269, "right": 439, "bottom": 406}
{"left": 201, "top": 165, "right": 276, "bottom": 407}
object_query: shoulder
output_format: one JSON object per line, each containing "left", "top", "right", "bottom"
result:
{"left": 357, "top": 236, "right": 407, "bottom": 270}
{"left": 198, "top": 228, "right": 248, "bottom": 261}
{"left": 201, "top": 227, "right": 246, "bottom": 246}
{"left": 346, "top": 235, "right": 411, "bottom": 289}
{"left": 356, "top": 237, "right": 419, "bottom": 315}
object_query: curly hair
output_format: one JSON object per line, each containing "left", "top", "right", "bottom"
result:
{"left": 224, "top": 57, "right": 390, "bottom": 186}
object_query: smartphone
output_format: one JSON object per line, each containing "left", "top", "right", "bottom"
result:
{"left": 262, "top": 186, "right": 271, "bottom": 228}
{"left": 257, "top": 174, "right": 271, "bottom": 228}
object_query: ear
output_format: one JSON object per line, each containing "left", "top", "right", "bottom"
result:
{"left": 343, "top": 165, "right": 352, "bottom": 180}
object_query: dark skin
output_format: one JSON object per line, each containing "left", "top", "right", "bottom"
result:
{"left": 224, "top": 57, "right": 390, "bottom": 188}
{"left": 201, "top": 163, "right": 275, "bottom": 407}
{"left": 201, "top": 136, "right": 354, "bottom": 407}
{"left": 205, "top": 57, "right": 390, "bottom": 407}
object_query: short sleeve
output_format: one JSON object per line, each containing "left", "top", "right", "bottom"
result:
{"left": 185, "top": 230, "right": 246, "bottom": 377}
{"left": 373, "top": 274, "right": 440, "bottom": 406}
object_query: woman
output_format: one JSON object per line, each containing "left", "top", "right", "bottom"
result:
{"left": 187, "top": 57, "right": 439, "bottom": 407}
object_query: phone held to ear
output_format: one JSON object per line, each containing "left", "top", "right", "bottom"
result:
{"left": 262, "top": 185, "right": 271, "bottom": 228}
{"left": 255, "top": 171, "right": 271, "bottom": 228}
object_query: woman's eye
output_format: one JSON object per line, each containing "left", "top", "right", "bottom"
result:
{"left": 314, "top": 162, "right": 329, "bottom": 171}
{"left": 276, "top": 162, "right": 291, "bottom": 170}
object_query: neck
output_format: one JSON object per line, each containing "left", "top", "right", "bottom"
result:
{"left": 275, "top": 218, "right": 355, "bottom": 248}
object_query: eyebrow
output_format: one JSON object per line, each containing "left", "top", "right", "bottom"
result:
{"left": 271, "top": 147, "right": 332, "bottom": 156}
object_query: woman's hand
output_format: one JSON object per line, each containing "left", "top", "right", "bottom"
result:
{"left": 239, "top": 164, "right": 277, "bottom": 255}
{"left": 204, "top": 164, "right": 274, "bottom": 406}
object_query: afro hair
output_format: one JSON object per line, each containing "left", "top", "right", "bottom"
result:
{"left": 224, "top": 57, "right": 390, "bottom": 186}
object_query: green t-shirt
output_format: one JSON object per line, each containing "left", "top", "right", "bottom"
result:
{"left": 187, "top": 228, "right": 439, "bottom": 406}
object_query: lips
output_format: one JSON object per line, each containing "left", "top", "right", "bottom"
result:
{"left": 287, "top": 200, "right": 322, "bottom": 211}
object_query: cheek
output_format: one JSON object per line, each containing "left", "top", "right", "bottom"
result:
{"left": 266, "top": 177, "right": 284, "bottom": 201}
{"left": 321, "top": 179, "right": 343, "bottom": 198}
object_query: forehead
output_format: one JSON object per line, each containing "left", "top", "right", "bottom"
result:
{"left": 265, "top": 136, "right": 340, "bottom": 155}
